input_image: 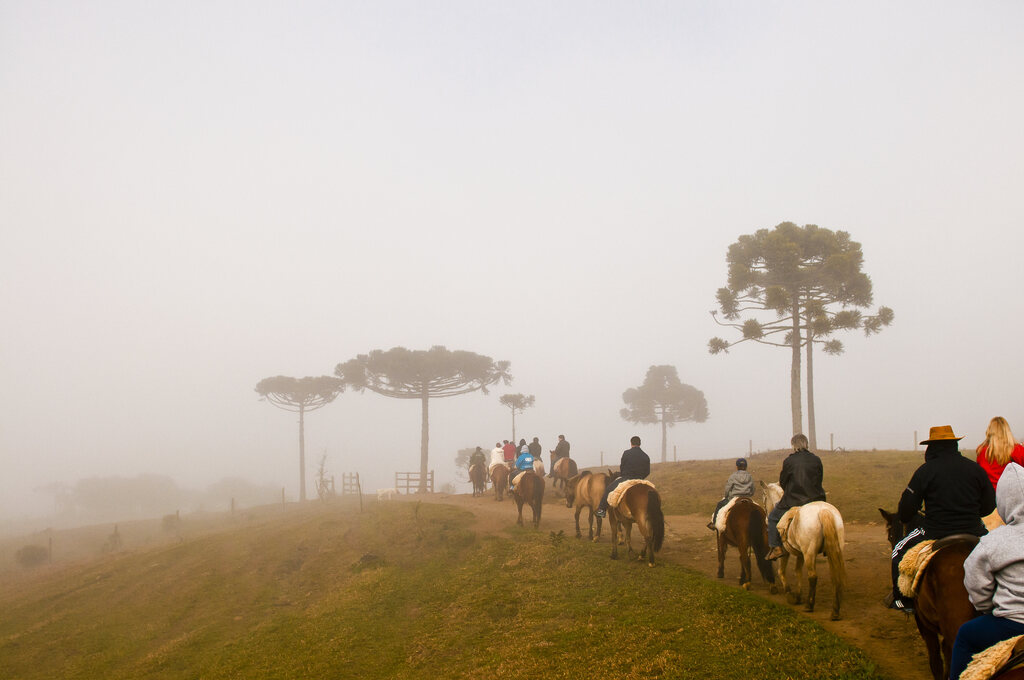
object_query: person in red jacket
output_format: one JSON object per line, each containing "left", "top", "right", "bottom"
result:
{"left": 976, "top": 417, "right": 1024, "bottom": 492}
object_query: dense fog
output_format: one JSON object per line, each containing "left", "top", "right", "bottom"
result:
{"left": 2, "top": 2, "right": 1023, "bottom": 527}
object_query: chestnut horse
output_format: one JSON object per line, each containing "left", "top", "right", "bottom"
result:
{"left": 490, "top": 464, "right": 509, "bottom": 501}
{"left": 550, "top": 456, "right": 578, "bottom": 493}
{"left": 880, "top": 508, "right": 979, "bottom": 680}
{"left": 564, "top": 470, "right": 611, "bottom": 541}
{"left": 716, "top": 498, "right": 776, "bottom": 591}
{"left": 762, "top": 482, "right": 846, "bottom": 620}
{"left": 608, "top": 481, "right": 664, "bottom": 567}
{"left": 511, "top": 470, "right": 544, "bottom": 528}
{"left": 469, "top": 462, "right": 487, "bottom": 497}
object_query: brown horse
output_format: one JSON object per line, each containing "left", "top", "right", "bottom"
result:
{"left": 716, "top": 498, "right": 776, "bottom": 591}
{"left": 550, "top": 457, "right": 578, "bottom": 493}
{"left": 511, "top": 470, "right": 544, "bottom": 528}
{"left": 469, "top": 462, "right": 487, "bottom": 497}
{"left": 564, "top": 470, "right": 611, "bottom": 541}
{"left": 880, "top": 508, "right": 979, "bottom": 680}
{"left": 608, "top": 481, "right": 665, "bottom": 567}
{"left": 490, "top": 464, "right": 509, "bottom": 501}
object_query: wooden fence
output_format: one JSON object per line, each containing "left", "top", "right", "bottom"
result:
{"left": 395, "top": 470, "right": 434, "bottom": 494}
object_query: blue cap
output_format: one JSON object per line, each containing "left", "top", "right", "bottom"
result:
{"left": 735, "top": 458, "right": 747, "bottom": 468}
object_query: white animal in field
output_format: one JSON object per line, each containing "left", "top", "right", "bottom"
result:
{"left": 376, "top": 488, "right": 399, "bottom": 501}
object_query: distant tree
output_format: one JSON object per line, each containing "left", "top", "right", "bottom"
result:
{"left": 498, "top": 393, "right": 535, "bottom": 442}
{"left": 620, "top": 365, "right": 708, "bottom": 463}
{"left": 336, "top": 346, "right": 511, "bottom": 492}
{"left": 709, "top": 223, "right": 894, "bottom": 448}
{"left": 454, "top": 447, "right": 478, "bottom": 481}
{"left": 255, "top": 375, "right": 345, "bottom": 502}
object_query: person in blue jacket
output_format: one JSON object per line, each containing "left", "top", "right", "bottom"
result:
{"left": 509, "top": 444, "right": 535, "bottom": 491}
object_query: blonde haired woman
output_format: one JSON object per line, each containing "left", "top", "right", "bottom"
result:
{"left": 977, "top": 417, "right": 1024, "bottom": 491}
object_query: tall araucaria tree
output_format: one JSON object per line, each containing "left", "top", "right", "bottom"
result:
{"left": 620, "top": 365, "right": 708, "bottom": 463}
{"left": 336, "top": 346, "right": 511, "bottom": 492}
{"left": 255, "top": 375, "right": 345, "bottom": 502}
{"left": 708, "top": 222, "right": 894, "bottom": 449}
{"left": 498, "top": 393, "right": 535, "bottom": 443}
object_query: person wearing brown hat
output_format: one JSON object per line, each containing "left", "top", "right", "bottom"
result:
{"left": 886, "top": 425, "right": 996, "bottom": 613}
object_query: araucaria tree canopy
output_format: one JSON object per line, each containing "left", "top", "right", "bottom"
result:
{"left": 255, "top": 375, "right": 345, "bottom": 502}
{"left": 336, "top": 346, "right": 511, "bottom": 492}
{"left": 708, "top": 222, "right": 893, "bottom": 448}
{"left": 498, "top": 393, "right": 535, "bottom": 443}
{"left": 620, "top": 365, "right": 708, "bottom": 463}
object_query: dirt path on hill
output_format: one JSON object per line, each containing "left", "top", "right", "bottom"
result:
{"left": 417, "top": 488, "right": 930, "bottom": 680}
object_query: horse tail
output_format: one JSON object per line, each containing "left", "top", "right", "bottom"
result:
{"left": 648, "top": 489, "right": 665, "bottom": 553}
{"left": 820, "top": 509, "right": 846, "bottom": 588}
{"left": 532, "top": 474, "right": 545, "bottom": 512}
{"left": 568, "top": 459, "right": 578, "bottom": 477}
{"left": 750, "top": 506, "right": 776, "bottom": 584}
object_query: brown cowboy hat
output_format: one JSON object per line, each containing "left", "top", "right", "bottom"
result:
{"left": 919, "top": 425, "right": 965, "bottom": 445}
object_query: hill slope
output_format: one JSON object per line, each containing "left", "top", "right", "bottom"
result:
{"left": 0, "top": 499, "right": 888, "bottom": 680}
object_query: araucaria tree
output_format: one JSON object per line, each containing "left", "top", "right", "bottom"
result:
{"left": 708, "top": 222, "right": 894, "bottom": 449}
{"left": 336, "top": 346, "right": 511, "bottom": 492}
{"left": 620, "top": 365, "right": 708, "bottom": 463}
{"left": 255, "top": 375, "right": 345, "bottom": 502}
{"left": 498, "top": 393, "right": 535, "bottom": 443}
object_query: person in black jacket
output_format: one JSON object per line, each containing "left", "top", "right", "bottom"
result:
{"left": 886, "top": 425, "right": 996, "bottom": 612}
{"left": 765, "top": 434, "right": 826, "bottom": 561}
{"left": 594, "top": 436, "right": 650, "bottom": 518}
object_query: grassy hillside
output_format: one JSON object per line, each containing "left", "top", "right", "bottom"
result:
{"left": 640, "top": 449, "right": 926, "bottom": 522}
{"left": 0, "top": 499, "right": 889, "bottom": 680}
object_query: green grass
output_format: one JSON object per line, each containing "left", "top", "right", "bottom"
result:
{"left": 0, "top": 500, "right": 888, "bottom": 679}
{"left": 642, "top": 448, "right": 928, "bottom": 522}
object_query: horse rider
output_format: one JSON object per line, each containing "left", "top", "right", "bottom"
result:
{"left": 549, "top": 434, "right": 570, "bottom": 477}
{"left": 528, "top": 436, "right": 542, "bottom": 460}
{"left": 886, "top": 425, "right": 995, "bottom": 613}
{"left": 509, "top": 444, "right": 535, "bottom": 491}
{"left": 502, "top": 440, "right": 517, "bottom": 467}
{"left": 594, "top": 436, "right": 650, "bottom": 518}
{"left": 764, "top": 433, "right": 826, "bottom": 561}
{"left": 707, "top": 458, "right": 755, "bottom": 531}
{"left": 468, "top": 446, "right": 486, "bottom": 471}
{"left": 489, "top": 442, "right": 505, "bottom": 469}
{"left": 950, "top": 462, "right": 1024, "bottom": 679}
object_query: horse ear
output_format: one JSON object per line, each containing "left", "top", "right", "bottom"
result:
{"left": 879, "top": 508, "right": 894, "bottom": 522}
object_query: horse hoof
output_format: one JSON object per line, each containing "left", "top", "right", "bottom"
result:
{"left": 742, "top": 583, "right": 751, "bottom": 591}
{"left": 830, "top": 613, "right": 841, "bottom": 621}
{"left": 804, "top": 605, "right": 814, "bottom": 613}
{"left": 647, "top": 563, "right": 655, "bottom": 568}
{"left": 769, "top": 585, "right": 778, "bottom": 595}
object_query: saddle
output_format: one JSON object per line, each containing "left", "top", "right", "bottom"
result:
{"left": 714, "top": 496, "right": 755, "bottom": 533}
{"left": 897, "top": 535, "right": 979, "bottom": 598}
{"left": 511, "top": 471, "right": 529, "bottom": 488}
{"left": 607, "top": 480, "right": 656, "bottom": 520}
{"left": 961, "top": 634, "right": 1024, "bottom": 680}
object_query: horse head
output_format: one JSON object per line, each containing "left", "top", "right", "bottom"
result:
{"left": 760, "top": 481, "right": 782, "bottom": 513}
{"left": 879, "top": 508, "right": 925, "bottom": 550}
{"left": 564, "top": 474, "right": 578, "bottom": 507}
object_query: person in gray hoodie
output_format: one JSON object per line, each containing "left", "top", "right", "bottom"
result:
{"left": 707, "top": 458, "right": 755, "bottom": 530}
{"left": 950, "top": 462, "right": 1024, "bottom": 679}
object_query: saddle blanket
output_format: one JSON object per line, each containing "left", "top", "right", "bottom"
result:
{"left": 489, "top": 463, "right": 506, "bottom": 476}
{"left": 608, "top": 479, "right": 656, "bottom": 519}
{"left": 961, "top": 634, "right": 1024, "bottom": 680}
{"left": 714, "top": 496, "right": 757, "bottom": 533}
{"left": 898, "top": 540, "right": 937, "bottom": 598}
{"left": 511, "top": 471, "right": 529, "bottom": 487}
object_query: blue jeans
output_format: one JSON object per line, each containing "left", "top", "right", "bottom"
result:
{"left": 766, "top": 503, "right": 790, "bottom": 548}
{"left": 949, "top": 614, "right": 1024, "bottom": 679}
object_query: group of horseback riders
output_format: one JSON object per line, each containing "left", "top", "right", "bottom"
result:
{"left": 706, "top": 419, "right": 1024, "bottom": 680}
{"left": 466, "top": 434, "right": 575, "bottom": 492}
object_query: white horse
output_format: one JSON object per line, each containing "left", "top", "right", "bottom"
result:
{"left": 761, "top": 481, "right": 847, "bottom": 620}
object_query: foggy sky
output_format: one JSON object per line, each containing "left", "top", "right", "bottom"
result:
{"left": 2, "top": 2, "right": 1023, "bottom": 519}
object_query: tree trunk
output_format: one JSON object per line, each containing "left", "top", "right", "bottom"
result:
{"left": 298, "top": 405, "right": 306, "bottom": 502}
{"left": 806, "top": 329, "right": 817, "bottom": 450}
{"left": 660, "top": 406, "right": 668, "bottom": 463}
{"left": 790, "top": 300, "right": 803, "bottom": 437}
{"left": 511, "top": 408, "right": 516, "bottom": 444}
{"left": 420, "top": 390, "right": 429, "bottom": 493}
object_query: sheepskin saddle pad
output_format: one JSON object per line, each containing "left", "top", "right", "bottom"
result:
{"left": 607, "top": 480, "right": 656, "bottom": 520}
{"left": 961, "top": 634, "right": 1024, "bottom": 680}
{"left": 714, "top": 496, "right": 756, "bottom": 533}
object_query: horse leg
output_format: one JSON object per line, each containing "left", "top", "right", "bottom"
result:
{"left": 574, "top": 506, "right": 583, "bottom": 538}
{"left": 739, "top": 538, "right": 752, "bottom": 588}
{"left": 587, "top": 508, "right": 596, "bottom": 541}
{"left": 516, "top": 497, "right": 524, "bottom": 526}
{"left": 805, "top": 551, "right": 817, "bottom": 612}
{"left": 914, "top": 613, "right": 944, "bottom": 680}
{"left": 610, "top": 515, "right": 619, "bottom": 559}
{"left": 532, "top": 499, "right": 541, "bottom": 529}
{"left": 716, "top": 533, "right": 726, "bottom": 579}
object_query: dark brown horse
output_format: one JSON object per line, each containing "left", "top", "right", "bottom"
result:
{"left": 880, "top": 508, "right": 979, "bottom": 680}
{"left": 511, "top": 470, "right": 544, "bottom": 528}
{"left": 490, "top": 464, "right": 509, "bottom": 501}
{"left": 716, "top": 498, "right": 776, "bottom": 591}
{"left": 550, "top": 456, "right": 578, "bottom": 493}
{"left": 608, "top": 481, "right": 664, "bottom": 567}
{"left": 564, "top": 470, "right": 611, "bottom": 541}
{"left": 469, "top": 462, "right": 487, "bottom": 497}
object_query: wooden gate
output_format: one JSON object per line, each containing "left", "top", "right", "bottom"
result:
{"left": 395, "top": 470, "right": 434, "bottom": 494}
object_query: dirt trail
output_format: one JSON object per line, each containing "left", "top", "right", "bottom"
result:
{"left": 419, "top": 488, "right": 931, "bottom": 680}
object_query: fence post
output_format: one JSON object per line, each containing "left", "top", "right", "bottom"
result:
{"left": 914, "top": 431, "right": 918, "bottom": 451}
{"left": 830, "top": 433, "right": 834, "bottom": 451}
{"left": 231, "top": 497, "right": 235, "bottom": 514}
{"left": 600, "top": 451, "right": 604, "bottom": 466}
{"left": 673, "top": 445, "right": 677, "bottom": 462}
{"left": 749, "top": 440, "right": 753, "bottom": 457}
{"left": 281, "top": 487, "right": 286, "bottom": 505}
